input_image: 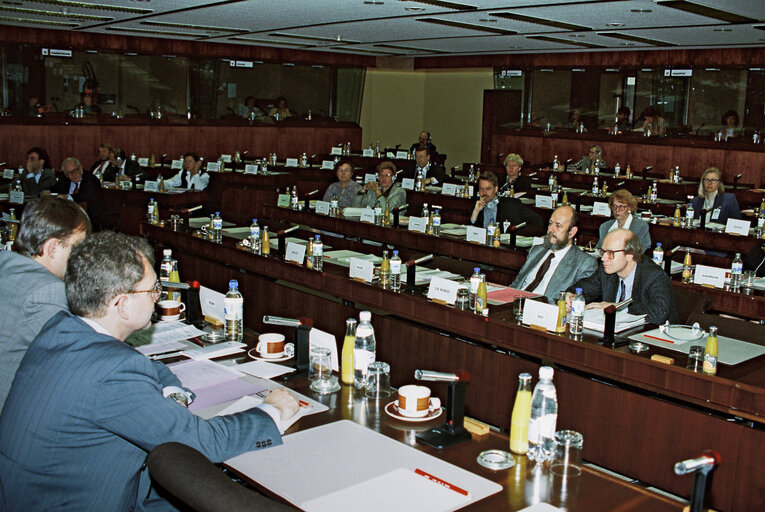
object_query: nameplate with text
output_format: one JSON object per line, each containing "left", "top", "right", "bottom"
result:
{"left": 401, "top": 178, "right": 415, "bottom": 190}
{"left": 284, "top": 242, "right": 306, "bottom": 265}
{"left": 395, "top": 151, "right": 409, "bottom": 159}
{"left": 321, "top": 160, "right": 334, "bottom": 170}
{"left": 725, "top": 218, "right": 751, "bottom": 236}
{"left": 693, "top": 264, "right": 726, "bottom": 288}
{"left": 408, "top": 216, "right": 427, "bottom": 233}
{"left": 3, "top": 169, "right": 14, "bottom": 179}
{"left": 206, "top": 162, "right": 220, "bottom": 172}
{"left": 330, "top": 147, "right": 343, "bottom": 156}
{"left": 315, "top": 201, "right": 330, "bottom": 215}
{"left": 171, "top": 160, "right": 183, "bottom": 170}
{"left": 349, "top": 257, "right": 374, "bottom": 283}
{"left": 362, "top": 149, "right": 374, "bottom": 157}
{"left": 521, "top": 300, "right": 559, "bottom": 332}
{"left": 277, "top": 194, "right": 290, "bottom": 208}
{"left": 9, "top": 191, "right": 24, "bottom": 204}
{"left": 535, "top": 195, "right": 554, "bottom": 209}
{"left": 138, "top": 158, "right": 149, "bottom": 167}
{"left": 285, "top": 158, "right": 299, "bottom": 168}
{"left": 143, "top": 181, "right": 159, "bottom": 192}
{"left": 364, "top": 173, "right": 377, "bottom": 184}
{"left": 360, "top": 208, "right": 376, "bottom": 224}
{"left": 244, "top": 164, "right": 258, "bottom": 174}
{"left": 442, "top": 183, "right": 457, "bottom": 196}
{"left": 427, "top": 277, "right": 459, "bottom": 305}
{"left": 220, "top": 154, "right": 232, "bottom": 163}
{"left": 592, "top": 201, "right": 611, "bottom": 216}
{"left": 466, "top": 225, "right": 487, "bottom": 244}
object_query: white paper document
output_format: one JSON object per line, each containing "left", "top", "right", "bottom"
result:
{"left": 582, "top": 308, "right": 646, "bottom": 333}
{"left": 236, "top": 360, "right": 296, "bottom": 379}
{"left": 128, "top": 321, "right": 206, "bottom": 349}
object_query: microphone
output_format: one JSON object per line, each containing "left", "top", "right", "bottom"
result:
{"left": 277, "top": 225, "right": 299, "bottom": 236}
{"left": 303, "top": 189, "right": 319, "bottom": 198}
{"left": 263, "top": 315, "right": 302, "bottom": 327}
{"left": 694, "top": 122, "right": 705, "bottom": 135}
{"left": 733, "top": 173, "right": 742, "bottom": 190}
{"left": 674, "top": 451, "right": 720, "bottom": 475}
{"left": 617, "top": 181, "right": 625, "bottom": 187}
{"left": 415, "top": 370, "right": 470, "bottom": 382}
{"left": 527, "top": 172, "right": 538, "bottom": 178}
{"left": 510, "top": 221, "right": 527, "bottom": 231}
{"left": 397, "top": 204, "right": 409, "bottom": 211}
{"left": 407, "top": 254, "right": 433, "bottom": 266}
{"left": 171, "top": 205, "right": 202, "bottom": 215}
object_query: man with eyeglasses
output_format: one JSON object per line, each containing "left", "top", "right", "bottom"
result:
{"left": 691, "top": 167, "right": 741, "bottom": 225}
{"left": 511, "top": 206, "right": 597, "bottom": 303}
{"left": 52, "top": 156, "right": 104, "bottom": 229}
{"left": 0, "top": 231, "right": 299, "bottom": 511}
{"left": 566, "top": 228, "right": 678, "bottom": 325}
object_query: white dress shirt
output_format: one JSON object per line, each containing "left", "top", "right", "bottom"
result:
{"left": 522, "top": 244, "right": 573, "bottom": 295}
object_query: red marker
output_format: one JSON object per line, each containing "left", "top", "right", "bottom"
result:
{"left": 414, "top": 468, "right": 469, "bottom": 497}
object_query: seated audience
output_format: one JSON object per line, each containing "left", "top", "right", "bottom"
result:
{"left": 103, "top": 148, "right": 141, "bottom": 182}
{"left": 354, "top": 161, "right": 406, "bottom": 211}
{"left": 52, "top": 157, "right": 104, "bottom": 228}
{"left": 596, "top": 189, "right": 651, "bottom": 253}
{"left": 322, "top": 159, "right": 362, "bottom": 207}
{"left": 501, "top": 153, "right": 532, "bottom": 193}
{"left": 409, "top": 131, "right": 438, "bottom": 157}
{"left": 89, "top": 143, "right": 114, "bottom": 177}
{"left": 400, "top": 147, "right": 448, "bottom": 185}
{"left": 691, "top": 167, "right": 740, "bottom": 225}
{"left": 165, "top": 152, "right": 210, "bottom": 191}
{"left": 21, "top": 146, "right": 56, "bottom": 198}
{"left": 636, "top": 106, "right": 667, "bottom": 136}
{"left": 0, "top": 231, "right": 299, "bottom": 511}
{"left": 237, "top": 96, "right": 266, "bottom": 119}
{"left": 614, "top": 106, "right": 632, "bottom": 133}
{"left": 268, "top": 97, "right": 293, "bottom": 119}
{"left": 563, "top": 108, "right": 585, "bottom": 130}
{"left": 575, "top": 145, "right": 607, "bottom": 171}
{"left": 469, "top": 171, "right": 543, "bottom": 232}
{"left": 721, "top": 110, "right": 741, "bottom": 139}
{"left": 73, "top": 89, "right": 101, "bottom": 114}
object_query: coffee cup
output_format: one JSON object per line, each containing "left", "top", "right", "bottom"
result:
{"left": 156, "top": 300, "right": 185, "bottom": 320}
{"left": 256, "top": 333, "right": 286, "bottom": 358}
{"left": 397, "top": 385, "right": 440, "bottom": 418}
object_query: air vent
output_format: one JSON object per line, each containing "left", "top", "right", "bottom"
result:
{"left": 399, "top": 0, "right": 477, "bottom": 10}
{"left": 0, "top": 6, "right": 112, "bottom": 20}
{"left": 0, "top": 15, "right": 78, "bottom": 26}
{"left": 141, "top": 21, "right": 247, "bottom": 33}
{"left": 105, "top": 26, "right": 201, "bottom": 37}
{"left": 33, "top": 0, "right": 152, "bottom": 14}
{"left": 527, "top": 35, "right": 605, "bottom": 49}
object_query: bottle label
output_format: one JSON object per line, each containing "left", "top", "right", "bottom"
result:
{"left": 353, "top": 349, "right": 375, "bottom": 372}
{"left": 470, "top": 276, "right": 481, "bottom": 293}
{"left": 213, "top": 219, "right": 222, "bottom": 229}
{"left": 732, "top": 262, "right": 743, "bottom": 274}
{"left": 250, "top": 228, "right": 260, "bottom": 238}
{"left": 390, "top": 261, "right": 401, "bottom": 274}
{"left": 224, "top": 297, "right": 243, "bottom": 320}
{"left": 571, "top": 299, "right": 585, "bottom": 316}
{"left": 653, "top": 252, "right": 663, "bottom": 265}
{"left": 703, "top": 354, "right": 717, "bottom": 374}
{"left": 314, "top": 244, "right": 323, "bottom": 257}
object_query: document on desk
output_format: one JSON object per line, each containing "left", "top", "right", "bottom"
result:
{"left": 168, "top": 359, "right": 265, "bottom": 412}
{"left": 128, "top": 322, "right": 206, "bottom": 355}
{"left": 486, "top": 286, "right": 538, "bottom": 305}
{"left": 225, "top": 420, "right": 502, "bottom": 512}
{"left": 582, "top": 308, "right": 646, "bottom": 333}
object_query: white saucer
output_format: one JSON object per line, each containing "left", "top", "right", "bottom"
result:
{"left": 158, "top": 317, "right": 182, "bottom": 323}
{"left": 247, "top": 348, "right": 293, "bottom": 362}
{"left": 384, "top": 401, "right": 443, "bottom": 423}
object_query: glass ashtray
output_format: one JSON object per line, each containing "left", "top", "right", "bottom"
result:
{"left": 659, "top": 322, "right": 705, "bottom": 342}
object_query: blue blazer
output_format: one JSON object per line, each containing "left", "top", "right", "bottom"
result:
{"left": 0, "top": 312, "right": 281, "bottom": 511}
{"left": 691, "top": 193, "right": 740, "bottom": 225}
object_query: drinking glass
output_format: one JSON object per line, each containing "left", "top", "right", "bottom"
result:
{"left": 686, "top": 346, "right": 704, "bottom": 372}
{"left": 551, "top": 430, "right": 583, "bottom": 477}
{"left": 365, "top": 361, "right": 391, "bottom": 399}
{"left": 309, "top": 346, "right": 340, "bottom": 394}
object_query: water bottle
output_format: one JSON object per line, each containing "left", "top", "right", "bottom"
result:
{"left": 570, "top": 287, "right": 585, "bottom": 336}
{"left": 330, "top": 194, "right": 339, "bottom": 217}
{"left": 527, "top": 366, "right": 558, "bottom": 464}
{"left": 731, "top": 252, "right": 743, "bottom": 288}
{"left": 652, "top": 243, "right": 664, "bottom": 266}
{"left": 685, "top": 202, "right": 695, "bottom": 227}
{"left": 486, "top": 218, "right": 496, "bottom": 246}
{"left": 290, "top": 187, "right": 299, "bottom": 210}
{"left": 312, "top": 235, "right": 323, "bottom": 271}
{"left": 432, "top": 207, "right": 441, "bottom": 236}
{"left": 353, "top": 311, "right": 376, "bottom": 389}
{"left": 224, "top": 280, "right": 243, "bottom": 342}
{"left": 249, "top": 218, "right": 261, "bottom": 254}
{"left": 591, "top": 177, "right": 599, "bottom": 196}
{"left": 469, "top": 267, "right": 481, "bottom": 310}
{"left": 552, "top": 155, "right": 559, "bottom": 171}
{"left": 614, "top": 162, "right": 621, "bottom": 177}
{"left": 212, "top": 211, "right": 223, "bottom": 243}
{"left": 421, "top": 203, "right": 429, "bottom": 219}
{"left": 390, "top": 250, "right": 402, "bottom": 292}
{"left": 374, "top": 201, "right": 383, "bottom": 226}
{"left": 416, "top": 169, "right": 424, "bottom": 191}
{"left": 159, "top": 249, "right": 173, "bottom": 281}
{"left": 147, "top": 198, "right": 156, "bottom": 223}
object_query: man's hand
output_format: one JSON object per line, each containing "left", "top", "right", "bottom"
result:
{"left": 564, "top": 291, "right": 575, "bottom": 311}
{"left": 264, "top": 388, "right": 300, "bottom": 422}
{"left": 585, "top": 301, "right": 614, "bottom": 311}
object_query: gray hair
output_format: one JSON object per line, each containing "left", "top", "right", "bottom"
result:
{"left": 66, "top": 232, "right": 154, "bottom": 317}
{"left": 623, "top": 231, "right": 643, "bottom": 262}
{"left": 61, "top": 157, "right": 82, "bottom": 170}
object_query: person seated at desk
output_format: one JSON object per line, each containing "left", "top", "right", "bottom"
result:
{"left": 596, "top": 189, "right": 651, "bottom": 253}
{"left": 721, "top": 110, "right": 741, "bottom": 140}
{"left": 0, "top": 231, "right": 299, "bottom": 511}
{"left": 237, "top": 95, "right": 266, "bottom": 119}
{"left": 21, "top": 146, "right": 56, "bottom": 198}
{"left": 52, "top": 157, "right": 104, "bottom": 229}
{"left": 563, "top": 108, "right": 585, "bottom": 130}
{"left": 0, "top": 196, "right": 90, "bottom": 412}
{"left": 691, "top": 167, "right": 740, "bottom": 225}
{"left": 469, "top": 171, "right": 543, "bottom": 231}
{"left": 574, "top": 145, "right": 607, "bottom": 172}
{"left": 511, "top": 206, "right": 597, "bottom": 303}
{"left": 165, "top": 152, "right": 210, "bottom": 191}
{"left": 268, "top": 96, "right": 293, "bottom": 119}
{"left": 400, "top": 147, "right": 448, "bottom": 186}
{"left": 566, "top": 228, "right": 678, "bottom": 325}
{"left": 409, "top": 131, "right": 438, "bottom": 157}
{"left": 89, "top": 143, "right": 114, "bottom": 177}
{"left": 322, "top": 159, "right": 362, "bottom": 207}
{"left": 501, "top": 153, "right": 532, "bottom": 194}
{"left": 610, "top": 106, "right": 632, "bottom": 134}
{"left": 102, "top": 148, "right": 141, "bottom": 182}
{"left": 635, "top": 106, "right": 668, "bottom": 136}
{"left": 72, "top": 89, "right": 101, "bottom": 115}
{"left": 353, "top": 161, "right": 407, "bottom": 211}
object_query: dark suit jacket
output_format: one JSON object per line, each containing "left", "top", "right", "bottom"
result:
{"left": 89, "top": 159, "right": 110, "bottom": 174}
{"left": 20, "top": 168, "right": 57, "bottom": 198}
{"left": 568, "top": 258, "right": 678, "bottom": 324}
{"left": 691, "top": 193, "right": 741, "bottom": 225}
{"left": 400, "top": 162, "right": 449, "bottom": 184}
{"left": 52, "top": 170, "right": 103, "bottom": 227}
{"left": 470, "top": 196, "right": 543, "bottom": 232}
{"left": 504, "top": 174, "right": 533, "bottom": 194}
{"left": 102, "top": 160, "right": 142, "bottom": 182}
{"left": 0, "top": 312, "right": 281, "bottom": 511}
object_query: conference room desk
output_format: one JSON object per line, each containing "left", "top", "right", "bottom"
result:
{"left": 142, "top": 222, "right": 765, "bottom": 512}
{"left": 100, "top": 187, "right": 206, "bottom": 235}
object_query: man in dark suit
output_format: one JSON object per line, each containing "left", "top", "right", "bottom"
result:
{"left": 102, "top": 148, "right": 141, "bottom": 182}
{"left": 400, "top": 147, "right": 449, "bottom": 185}
{"left": 469, "top": 171, "right": 543, "bottom": 232}
{"left": 53, "top": 157, "right": 104, "bottom": 229}
{"left": 89, "top": 142, "right": 113, "bottom": 177}
{"left": 20, "top": 146, "right": 56, "bottom": 198}
{"left": 566, "top": 228, "right": 678, "bottom": 324}
{"left": 0, "top": 231, "right": 299, "bottom": 511}
{"left": 409, "top": 130, "right": 437, "bottom": 157}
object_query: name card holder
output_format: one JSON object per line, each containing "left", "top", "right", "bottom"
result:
{"left": 321, "top": 160, "right": 334, "bottom": 170}
{"left": 521, "top": 300, "right": 560, "bottom": 332}
{"left": 395, "top": 151, "right": 409, "bottom": 159}
{"left": 427, "top": 277, "right": 459, "bottom": 305}
{"left": 3, "top": 169, "right": 15, "bottom": 179}
{"left": 284, "top": 242, "right": 306, "bottom": 266}
{"left": 408, "top": 216, "right": 427, "bottom": 233}
{"left": 725, "top": 218, "right": 751, "bottom": 236}
{"left": 315, "top": 201, "right": 330, "bottom": 215}
{"left": 592, "top": 202, "right": 611, "bottom": 216}
{"left": 144, "top": 181, "right": 159, "bottom": 192}
{"left": 171, "top": 160, "right": 183, "bottom": 170}
{"left": 535, "top": 195, "right": 554, "bottom": 209}
{"left": 9, "top": 190, "right": 24, "bottom": 204}
{"left": 330, "top": 147, "right": 343, "bottom": 156}
{"left": 401, "top": 178, "right": 415, "bottom": 190}
{"left": 692, "top": 264, "right": 726, "bottom": 288}
{"left": 220, "top": 154, "right": 232, "bottom": 163}
{"left": 244, "top": 164, "right": 258, "bottom": 174}
{"left": 206, "top": 162, "right": 221, "bottom": 172}
{"left": 137, "top": 158, "right": 149, "bottom": 167}
{"left": 360, "top": 208, "right": 376, "bottom": 224}
{"left": 285, "top": 158, "right": 299, "bottom": 168}
{"left": 466, "top": 225, "right": 487, "bottom": 244}
{"left": 277, "top": 194, "right": 291, "bottom": 208}
{"left": 364, "top": 173, "right": 377, "bottom": 184}
{"left": 349, "top": 257, "right": 375, "bottom": 283}
{"left": 442, "top": 183, "right": 457, "bottom": 196}
{"left": 362, "top": 149, "right": 374, "bottom": 157}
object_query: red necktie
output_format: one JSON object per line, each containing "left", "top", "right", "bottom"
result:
{"left": 73, "top": 183, "right": 80, "bottom": 195}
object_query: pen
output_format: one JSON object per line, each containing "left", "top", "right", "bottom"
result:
{"left": 414, "top": 468, "right": 470, "bottom": 497}
{"left": 643, "top": 334, "right": 674, "bottom": 344}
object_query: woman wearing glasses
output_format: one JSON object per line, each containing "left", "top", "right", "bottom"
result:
{"left": 691, "top": 167, "right": 741, "bottom": 225}
{"left": 595, "top": 189, "right": 650, "bottom": 254}
{"left": 353, "top": 161, "right": 407, "bottom": 212}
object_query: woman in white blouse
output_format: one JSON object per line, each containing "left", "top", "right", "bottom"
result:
{"left": 166, "top": 152, "right": 210, "bottom": 191}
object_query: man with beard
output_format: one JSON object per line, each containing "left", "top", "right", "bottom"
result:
{"left": 469, "top": 171, "right": 542, "bottom": 232}
{"left": 511, "top": 206, "right": 596, "bottom": 303}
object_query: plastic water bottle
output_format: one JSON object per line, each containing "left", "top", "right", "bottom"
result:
{"left": 224, "top": 280, "right": 243, "bottom": 342}
{"left": 685, "top": 202, "right": 695, "bottom": 227}
{"left": 212, "top": 211, "right": 223, "bottom": 243}
{"left": 469, "top": 267, "right": 482, "bottom": 310}
{"left": 527, "top": 366, "right": 558, "bottom": 464}
{"left": 570, "top": 288, "right": 585, "bottom": 336}
{"left": 312, "top": 235, "right": 323, "bottom": 271}
{"left": 249, "top": 218, "right": 261, "bottom": 254}
{"left": 731, "top": 252, "right": 743, "bottom": 288}
{"left": 390, "top": 250, "right": 402, "bottom": 292}
{"left": 374, "top": 201, "right": 383, "bottom": 226}
{"left": 432, "top": 207, "right": 441, "bottom": 236}
{"left": 159, "top": 249, "right": 173, "bottom": 281}
{"left": 652, "top": 243, "right": 664, "bottom": 266}
{"left": 353, "top": 311, "right": 376, "bottom": 389}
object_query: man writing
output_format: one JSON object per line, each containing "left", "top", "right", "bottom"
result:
{"left": 469, "top": 171, "right": 542, "bottom": 232}
{"left": 566, "top": 228, "right": 678, "bottom": 324}
{"left": 0, "top": 231, "right": 298, "bottom": 511}
{"left": 511, "top": 206, "right": 596, "bottom": 303}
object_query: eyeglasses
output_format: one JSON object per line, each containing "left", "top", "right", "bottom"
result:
{"left": 598, "top": 249, "right": 626, "bottom": 259}
{"left": 125, "top": 281, "right": 162, "bottom": 303}
{"left": 612, "top": 204, "right": 629, "bottom": 211}
{"left": 378, "top": 173, "right": 393, "bottom": 178}
{"left": 703, "top": 178, "right": 720, "bottom": 184}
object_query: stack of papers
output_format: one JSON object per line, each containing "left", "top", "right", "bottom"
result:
{"left": 582, "top": 308, "right": 646, "bottom": 333}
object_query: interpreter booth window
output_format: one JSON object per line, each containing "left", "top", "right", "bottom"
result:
{"left": 492, "top": 69, "right": 525, "bottom": 129}
{"left": 687, "top": 68, "right": 747, "bottom": 136}
{"left": 1, "top": 44, "right": 46, "bottom": 114}
{"left": 530, "top": 69, "right": 572, "bottom": 129}
{"left": 597, "top": 69, "right": 636, "bottom": 129}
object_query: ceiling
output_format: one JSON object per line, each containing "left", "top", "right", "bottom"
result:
{"left": 1, "top": 0, "right": 764, "bottom": 57}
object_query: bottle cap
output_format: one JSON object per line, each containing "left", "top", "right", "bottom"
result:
{"left": 393, "top": 250, "right": 398, "bottom": 255}
{"left": 474, "top": 267, "right": 480, "bottom": 273}
{"left": 539, "top": 366, "right": 554, "bottom": 380}
{"left": 163, "top": 249, "right": 172, "bottom": 256}
{"left": 656, "top": 243, "right": 662, "bottom": 247}
{"left": 359, "top": 311, "right": 372, "bottom": 322}
{"left": 519, "top": 372, "right": 532, "bottom": 382}
{"left": 576, "top": 287, "right": 583, "bottom": 293}
{"left": 215, "top": 211, "right": 220, "bottom": 215}
{"left": 315, "top": 234, "right": 321, "bottom": 240}
{"left": 229, "top": 279, "right": 238, "bottom": 289}
{"left": 252, "top": 218, "right": 257, "bottom": 223}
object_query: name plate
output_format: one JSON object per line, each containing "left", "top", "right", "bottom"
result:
{"left": 244, "top": 164, "right": 258, "bottom": 174}
{"left": 440, "top": 183, "right": 456, "bottom": 196}
{"left": 592, "top": 201, "right": 611, "bottom": 216}
{"left": 385, "top": 151, "right": 395, "bottom": 158}
{"left": 362, "top": 149, "right": 374, "bottom": 157}
{"left": 535, "top": 195, "right": 554, "bottom": 209}
{"left": 349, "top": 257, "right": 374, "bottom": 283}
{"left": 315, "top": 201, "right": 330, "bottom": 215}
{"left": 401, "top": 178, "right": 415, "bottom": 190}
{"left": 466, "top": 225, "right": 487, "bottom": 244}
{"left": 220, "top": 154, "right": 232, "bottom": 163}
{"left": 277, "top": 194, "right": 290, "bottom": 208}
{"left": 360, "top": 208, "right": 376, "bottom": 224}
{"left": 395, "top": 151, "right": 409, "bottom": 159}
{"left": 9, "top": 190, "right": 24, "bottom": 204}
{"left": 285, "top": 158, "right": 299, "bottom": 168}
{"left": 427, "top": 277, "right": 460, "bottom": 305}
{"left": 207, "top": 162, "right": 221, "bottom": 172}
{"left": 144, "top": 181, "right": 159, "bottom": 192}
{"left": 408, "top": 216, "right": 427, "bottom": 233}
{"left": 3, "top": 169, "right": 14, "bottom": 179}
{"left": 725, "top": 218, "right": 751, "bottom": 236}
{"left": 138, "top": 158, "right": 149, "bottom": 167}
{"left": 521, "top": 299, "right": 560, "bottom": 332}
{"left": 693, "top": 264, "right": 726, "bottom": 288}
{"left": 321, "top": 160, "right": 334, "bottom": 170}
{"left": 171, "top": 159, "right": 183, "bottom": 170}
{"left": 364, "top": 173, "right": 377, "bottom": 184}
{"left": 330, "top": 147, "right": 343, "bottom": 156}
{"left": 284, "top": 242, "right": 306, "bottom": 265}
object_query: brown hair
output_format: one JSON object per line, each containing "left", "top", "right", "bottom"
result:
{"left": 14, "top": 196, "right": 91, "bottom": 257}
{"left": 477, "top": 171, "right": 499, "bottom": 188}
{"left": 608, "top": 189, "right": 638, "bottom": 214}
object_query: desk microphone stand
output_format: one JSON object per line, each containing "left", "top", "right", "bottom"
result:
{"left": 415, "top": 370, "right": 471, "bottom": 449}
{"left": 674, "top": 450, "right": 720, "bottom": 512}
{"left": 262, "top": 315, "right": 313, "bottom": 374}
